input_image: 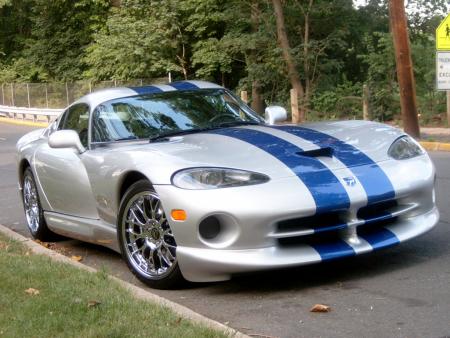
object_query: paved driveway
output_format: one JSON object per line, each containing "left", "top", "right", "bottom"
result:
{"left": 1, "top": 122, "right": 449, "bottom": 338}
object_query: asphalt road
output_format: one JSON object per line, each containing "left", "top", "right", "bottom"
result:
{"left": 1, "top": 122, "right": 449, "bottom": 338}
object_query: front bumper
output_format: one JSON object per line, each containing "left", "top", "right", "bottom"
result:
{"left": 155, "top": 155, "right": 438, "bottom": 282}
{"left": 176, "top": 207, "right": 438, "bottom": 282}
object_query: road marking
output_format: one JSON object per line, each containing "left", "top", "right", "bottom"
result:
{"left": 0, "top": 117, "right": 49, "bottom": 127}
{"left": 0, "top": 137, "right": 6, "bottom": 141}
{"left": 420, "top": 141, "right": 450, "bottom": 152}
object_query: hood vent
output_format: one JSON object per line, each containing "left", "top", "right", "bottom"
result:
{"left": 297, "top": 147, "right": 333, "bottom": 158}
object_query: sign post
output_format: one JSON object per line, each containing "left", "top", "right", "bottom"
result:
{"left": 436, "top": 13, "right": 450, "bottom": 126}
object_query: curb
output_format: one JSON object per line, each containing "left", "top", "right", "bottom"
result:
{"left": 419, "top": 141, "right": 450, "bottom": 152}
{"left": 0, "top": 117, "right": 49, "bottom": 128}
{"left": 0, "top": 224, "right": 249, "bottom": 338}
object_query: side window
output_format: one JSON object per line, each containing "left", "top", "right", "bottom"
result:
{"left": 42, "top": 119, "right": 59, "bottom": 138}
{"left": 59, "top": 103, "right": 90, "bottom": 148}
{"left": 57, "top": 109, "right": 69, "bottom": 130}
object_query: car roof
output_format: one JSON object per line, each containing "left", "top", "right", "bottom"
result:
{"left": 73, "top": 80, "right": 224, "bottom": 110}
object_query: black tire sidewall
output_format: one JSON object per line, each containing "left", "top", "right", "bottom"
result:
{"left": 117, "top": 179, "right": 184, "bottom": 289}
{"left": 22, "top": 167, "right": 52, "bottom": 240}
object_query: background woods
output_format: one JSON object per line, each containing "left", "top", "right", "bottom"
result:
{"left": 0, "top": 0, "right": 449, "bottom": 125}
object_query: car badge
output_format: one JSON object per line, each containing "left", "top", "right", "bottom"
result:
{"left": 343, "top": 176, "right": 356, "bottom": 187}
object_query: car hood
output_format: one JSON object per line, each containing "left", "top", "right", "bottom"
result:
{"left": 99, "top": 120, "right": 406, "bottom": 183}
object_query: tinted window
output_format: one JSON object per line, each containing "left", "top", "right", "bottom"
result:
{"left": 60, "top": 103, "right": 90, "bottom": 147}
{"left": 92, "top": 89, "right": 262, "bottom": 143}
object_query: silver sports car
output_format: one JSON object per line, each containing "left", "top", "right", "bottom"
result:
{"left": 16, "top": 80, "right": 439, "bottom": 289}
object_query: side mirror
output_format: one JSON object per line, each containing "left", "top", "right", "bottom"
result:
{"left": 265, "top": 106, "right": 287, "bottom": 125}
{"left": 48, "top": 130, "right": 85, "bottom": 154}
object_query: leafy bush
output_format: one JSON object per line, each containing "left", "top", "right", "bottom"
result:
{"left": 310, "top": 81, "right": 363, "bottom": 120}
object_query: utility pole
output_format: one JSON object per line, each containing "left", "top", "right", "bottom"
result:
{"left": 389, "top": 0, "right": 420, "bottom": 138}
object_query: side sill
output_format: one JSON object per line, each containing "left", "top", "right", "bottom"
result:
{"left": 44, "top": 211, "right": 120, "bottom": 253}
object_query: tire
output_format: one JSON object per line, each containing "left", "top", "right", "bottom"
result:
{"left": 22, "top": 167, "right": 54, "bottom": 241}
{"left": 118, "top": 180, "right": 185, "bottom": 289}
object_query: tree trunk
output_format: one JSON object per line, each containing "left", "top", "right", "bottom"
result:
{"left": 389, "top": 0, "right": 420, "bottom": 138}
{"left": 302, "top": 0, "right": 314, "bottom": 110}
{"left": 251, "top": 80, "right": 265, "bottom": 114}
{"left": 250, "top": 1, "right": 265, "bottom": 114}
{"left": 272, "top": 0, "right": 305, "bottom": 123}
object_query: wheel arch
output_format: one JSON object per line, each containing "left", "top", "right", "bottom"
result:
{"left": 117, "top": 171, "right": 153, "bottom": 208}
{"left": 18, "top": 158, "right": 31, "bottom": 190}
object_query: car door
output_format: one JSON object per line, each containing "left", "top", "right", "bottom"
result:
{"left": 34, "top": 103, "right": 99, "bottom": 219}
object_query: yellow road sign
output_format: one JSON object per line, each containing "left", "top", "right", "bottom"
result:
{"left": 436, "top": 13, "right": 450, "bottom": 50}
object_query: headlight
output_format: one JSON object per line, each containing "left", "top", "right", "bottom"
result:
{"left": 388, "top": 136, "right": 424, "bottom": 160}
{"left": 172, "top": 168, "right": 270, "bottom": 189}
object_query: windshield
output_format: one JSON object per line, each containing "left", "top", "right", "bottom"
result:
{"left": 91, "top": 89, "right": 263, "bottom": 143}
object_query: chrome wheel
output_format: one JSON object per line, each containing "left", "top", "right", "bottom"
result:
{"left": 23, "top": 174, "right": 40, "bottom": 233}
{"left": 122, "top": 191, "right": 177, "bottom": 279}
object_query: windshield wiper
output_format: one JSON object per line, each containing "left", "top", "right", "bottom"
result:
{"left": 149, "top": 128, "right": 212, "bottom": 143}
{"left": 211, "top": 120, "right": 262, "bottom": 128}
{"left": 149, "top": 121, "right": 262, "bottom": 143}
{"left": 114, "top": 136, "right": 138, "bottom": 141}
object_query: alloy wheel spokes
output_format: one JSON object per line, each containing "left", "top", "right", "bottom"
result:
{"left": 123, "top": 192, "right": 177, "bottom": 278}
{"left": 23, "top": 176, "right": 39, "bottom": 232}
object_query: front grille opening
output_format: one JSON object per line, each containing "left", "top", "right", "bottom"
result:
{"left": 276, "top": 198, "right": 401, "bottom": 248}
{"left": 278, "top": 230, "right": 342, "bottom": 247}
{"left": 277, "top": 216, "right": 398, "bottom": 247}
{"left": 357, "top": 199, "right": 398, "bottom": 220}
{"left": 357, "top": 216, "right": 398, "bottom": 234}
{"left": 277, "top": 211, "right": 346, "bottom": 233}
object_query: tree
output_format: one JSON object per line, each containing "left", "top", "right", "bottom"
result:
{"left": 272, "top": 0, "right": 305, "bottom": 122}
{"left": 248, "top": 1, "right": 264, "bottom": 113}
{"left": 0, "top": 0, "right": 34, "bottom": 80}
{"left": 84, "top": 2, "right": 176, "bottom": 80}
{"left": 0, "top": 0, "right": 447, "bottom": 129}
{"left": 28, "top": 0, "right": 110, "bottom": 80}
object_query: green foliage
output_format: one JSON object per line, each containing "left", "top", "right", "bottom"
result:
{"left": 29, "top": 0, "right": 110, "bottom": 81}
{"left": 310, "top": 81, "right": 363, "bottom": 120}
{"left": 411, "top": 34, "right": 447, "bottom": 125}
{"left": 0, "top": 0, "right": 110, "bottom": 81}
{"left": 191, "top": 38, "right": 233, "bottom": 79}
{"left": 0, "top": 0, "right": 34, "bottom": 64}
{"left": 358, "top": 32, "right": 399, "bottom": 121}
{"left": 84, "top": 5, "right": 173, "bottom": 80}
{"left": 0, "top": 57, "right": 48, "bottom": 83}
{"left": 0, "top": 0, "right": 448, "bottom": 125}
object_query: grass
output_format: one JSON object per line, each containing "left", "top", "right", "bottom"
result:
{"left": 0, "top": 233, "right": 226, "bottom": 338}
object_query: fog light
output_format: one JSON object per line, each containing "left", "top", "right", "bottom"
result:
{"left": 199, "top": 216, "right": 221, "bottom": 240}
{"left": 171, "top": 209, "right": 187, "bottom": 221}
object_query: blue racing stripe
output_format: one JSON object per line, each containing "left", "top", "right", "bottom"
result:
{"left": 312, "top": 241, "right": 355, "bottom": 261}
{"left": 169, "top": 81, "right": 200, "bottom": 90}
{"left": 359, "top": 228, "right": 399, "bottom": 250}
{"left": 210, "top": 128, "right": 350, "bottom": 214}
{"left": 314, "top": 222, "right": 348, "bottom": 234}
{"left": 129, "top": 85, "right": 164, "bottom": 95}
{"left": 274, "top": 125, "right": 395, "bottom": 204}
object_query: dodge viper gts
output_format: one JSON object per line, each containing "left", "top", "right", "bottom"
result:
{"left": 16, "top": 80, "right": 439, "bottom": 289}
